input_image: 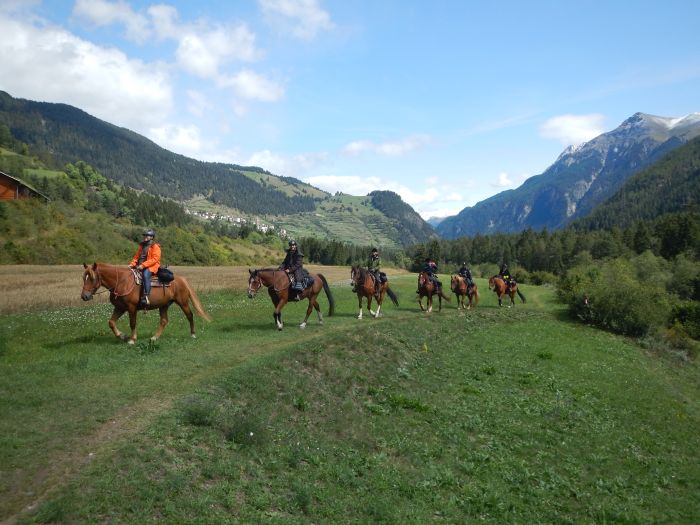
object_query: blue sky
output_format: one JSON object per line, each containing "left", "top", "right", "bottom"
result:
{"left": 1, "top": 0, "right": 699, "bottom": 219}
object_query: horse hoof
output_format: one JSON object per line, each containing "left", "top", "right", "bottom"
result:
{"left": 191, "top": 334, "right": 197, "bottom": 339}
{"left": 299, "top": 323, "right": 306, "bottom": 329}
{"left": 127, "top": 340, "right": 135, "bottom": 345}
{"left": 150, "top": 336, "right": 158, "bottom": 342}
{"left": 319, "top": 320, "right": 324, "bottom": 325}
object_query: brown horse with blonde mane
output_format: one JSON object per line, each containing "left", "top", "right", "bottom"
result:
{"left": 417, "top": 271, "right": 451, "bottom": 312}
{"left": 81, "top": 262, "right": 210, "bottom": 344}
{"left": 488, "top": 275, "right": 526, "bottom": 307}
{"left": 450, "top": 275, "right": 479, "bottom": 309}
{"left": 350, "top": 266, "right": 399, "bottom": 319}
{"left": 247, "top": 268, "right": 335, "bottom": 330}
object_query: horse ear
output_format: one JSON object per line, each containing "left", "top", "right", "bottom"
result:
{"left": 249, "top": 269, "right": 252, "bottom": 275}
{"left": 92, "top": 262, "right": 98, "bottom": 270}
{"left": 83, "top": 263, "right": 88, "bottom": 269}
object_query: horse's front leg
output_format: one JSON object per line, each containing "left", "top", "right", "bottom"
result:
{"left": 418, "top": 295, "right": 425, "bottom": 311}
{"left": 275, "top": 300, "right": 286, "bottom": 330}
{"left": 368, "top": 294, "right": 376, "bottom": 317}
{"left": 151, "top": 306, "right": 169, "bottom": 341}
{"left": 108, "top": 307, "right": 127, "bottom": 341}
{"left": 357, "top": 294, "right": 364, "bottom": 319}
{"left": 126, "top": 307, "right": 138, "bottom": 344}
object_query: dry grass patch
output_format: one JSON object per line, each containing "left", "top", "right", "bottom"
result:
{"left": 0, "top": 264, "right": 408, "bottom": 314}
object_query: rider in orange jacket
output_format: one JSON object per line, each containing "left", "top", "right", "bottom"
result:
{"left": 129, "top": 228, "right": 161, "bottom": 305}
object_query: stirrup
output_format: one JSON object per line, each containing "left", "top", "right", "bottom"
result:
{"left": 140, "top": 295, "right": 150, "bottom": 306}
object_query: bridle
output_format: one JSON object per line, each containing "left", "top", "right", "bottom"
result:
{"left": 248, "top": 272, "right": 263, "bottom": 297}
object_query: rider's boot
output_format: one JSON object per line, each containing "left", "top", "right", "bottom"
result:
{"left": 140, "top": 294, "right": 150, "bottom": 306}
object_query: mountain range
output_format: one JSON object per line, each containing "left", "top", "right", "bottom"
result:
{"left": 0, "top": 91, "right": 435, "bottom": 247}
{"left": 437, "top": 112, "right": 700, "bottom": 239}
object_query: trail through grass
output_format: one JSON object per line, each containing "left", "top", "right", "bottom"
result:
{"left": 1, "top": 274, "right": 698, "bottom": 523}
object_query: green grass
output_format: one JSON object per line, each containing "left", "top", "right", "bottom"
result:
{"left": 1, "top": 277, "right": 699, "bottom": 523}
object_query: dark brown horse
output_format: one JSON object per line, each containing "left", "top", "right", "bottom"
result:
{"left": 247, "top": 268, "right": 335, "bottom": 330}
{"left": 81, "top": 263, "right": 210, "bottom": 344}
{"left": 450, "top": 275, "right": 479, "bottom": 310}
{"left": 488, "top": 275, "right": 526, "bottom": 307}
{"left": 417, "top": 271, "right": 451, "bottom": 312}
{"left": 350, "top": 266, "right": 399, "bottom": 319}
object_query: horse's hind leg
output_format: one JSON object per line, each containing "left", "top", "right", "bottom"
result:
{"left": 313, "top": 297, "right": 324, "bottom": 325}
{"left": 300, "top": 300, "right": 313, "bottom": 329}
{"left": 108, "top": 307, "right": 127, "bottom": 341}
{"left": 151, "top": 306, "right": 169, "bottom": 341}
{"left": 179, "top": 301, "right": 196, "bottom": 338}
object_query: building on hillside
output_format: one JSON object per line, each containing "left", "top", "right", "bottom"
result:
{"left": 0, "top": 170, "right": 50, "bottom": 202}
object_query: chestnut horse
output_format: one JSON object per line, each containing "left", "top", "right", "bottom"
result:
{"left": 350, "top": 266, "right": 399, "bottom": 319}
{"left": 488, "top": 275, "right": 526, "bottom": 307}
{"left": 81, "top": 262, "right": 210, "bottom": 344}
{"left": 247, "top": 268, "right": 335, "bottom": 330}
{"left": 417, "top": 271, "right": 451, "bottom": 312}
{"left": 450, "top": 275, "right": 479, "bottom": 309}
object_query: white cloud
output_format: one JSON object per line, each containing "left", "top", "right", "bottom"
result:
{"left": 246, "top": 150, "right": 328, "bottom": 177}
{"left": 540, "top": 113, "right": 606, "bottom": 146}
{"left": 342, "top": 135, "right": 432, "bottom": 156}
{"left": 219, "top": 70, "right": 285, "bottom": 102}
{"left": 492, "top": 172, "right": 513, "bottom": 188}
{"left": 149, "top": 124, "right": 202, "bottom": 157}
{"left": 73, "top": 0, "right": 150, "bottom": 42}
{"left": 259, "top": 0, "right": 334, "bottom": 40}
{"left": 0, "top": 13, "right": 172, "bottom": 133}
{"left": 176, "top": 25, "right": 260, "bottom": 78}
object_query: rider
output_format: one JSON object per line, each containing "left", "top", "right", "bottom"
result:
{"left": 279, "top": 239, "right": 305, "bottom": 300}
{"left": 367, "top": 248, "right": 382, "bottom": 298}
{"left": 458, "top": 262, "right": 474, "bottom": 288}
{"left": 417, "top": 258, "right": 441, "bottom": 294}
{"left": 499, "top": 262, "right": 513, "bottom": 288}
{"left": 129, "top": 228, "right": 161, "bottom": 306}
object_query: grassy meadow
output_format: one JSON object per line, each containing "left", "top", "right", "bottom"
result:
{"left": 0, "top": 267, "right": 698, "bottom": 524}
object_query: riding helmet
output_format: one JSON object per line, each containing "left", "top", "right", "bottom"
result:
{"left": 288, "top": 239, "right": 297, "bottom": 247}
{"left": 143, "top": 228, "right": 156, "bottom": 237}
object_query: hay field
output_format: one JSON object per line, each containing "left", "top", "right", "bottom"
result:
{"left": 0, "top": 265, "right": 408, "bottom": 314}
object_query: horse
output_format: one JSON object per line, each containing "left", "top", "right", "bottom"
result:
{"left": 350, "top": 266, "right": 399, "bottom": 319}
{"left": 417, "top": 271, "right": 451, "bottom": 312}
{"left": 80, "top": 262, "right": 210, "bottom": 344}
{"left": 450, "top": 275, "right": 479, "bottom": 310}
{"left": 488, "top": 275, "right": 526, "bottom": 307}
{"left": 247, "top": 268, "right": 335, "bottom": 330}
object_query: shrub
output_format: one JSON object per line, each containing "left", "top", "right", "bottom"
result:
{"left": 670, "top": 302, "right": 700, "bottom": 340}
{"left": 558, "top": 258, "right": 670, "bottom": 337}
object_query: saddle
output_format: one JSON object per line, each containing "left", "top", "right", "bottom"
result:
{"left": 290, "top": 271, "right": 314, "bottom": 290}
{"left": 130, "top": 268, "right": 174, "bottom": 287}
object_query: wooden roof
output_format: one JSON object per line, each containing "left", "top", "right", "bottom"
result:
{"left": 0, "top": 170, "right": 50, "bottom": 202}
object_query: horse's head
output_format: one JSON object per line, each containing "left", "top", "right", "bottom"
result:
{"left": 247, "top": 269, "right": 263, "bottom": 299}
{"left": 81, "top": 262, "right": 101, "bottom": 301}
{"left": 451, "top": 275, "right": 460, "bottom": 290}
{"left": 488, "top": 275, "right": 495, "bottom": 289}
{"left": 350, "top": 265, "right": 361, "bottom": 287}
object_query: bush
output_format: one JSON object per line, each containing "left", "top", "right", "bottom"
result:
{"left": 670, "top": 302, "right": 700, "bottom": 340}
{"left": 558, "top": 258, "right": 670, "bottom": 337}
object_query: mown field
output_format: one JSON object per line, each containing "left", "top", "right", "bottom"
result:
{"left": 0, "top": 267, "right": 698, "bottom": 524}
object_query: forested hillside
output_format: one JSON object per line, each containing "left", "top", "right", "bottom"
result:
{"left": 574, "top": 135, "right": 700, "bottom": 230}
{"left": 0, "top": 91, "right": 316, "bottom": 215}
{"left": 0, "top": 91, "right": 437, "bottom": 247}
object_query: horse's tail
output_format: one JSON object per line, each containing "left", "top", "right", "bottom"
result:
{"left": 182, "top": 277, "right": 211, "bottom": 321}
{"left": 517, "top": 288, "right": 526, "bottom": 304}
{"left": 318, "top": 274, "right": 335, "bottom": 316}
{"left": 440, "top": 289, "right": 451, "bottom": 301}
{"left": 473, "top": 286, "right": 479, "bottom": 305}
{"left": 386, "top": 286, "right": 399, "bottom": 307}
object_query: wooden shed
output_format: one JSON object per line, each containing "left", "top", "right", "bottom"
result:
{"left": 0, "top": 170, "right": 49, "bottom": 202}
